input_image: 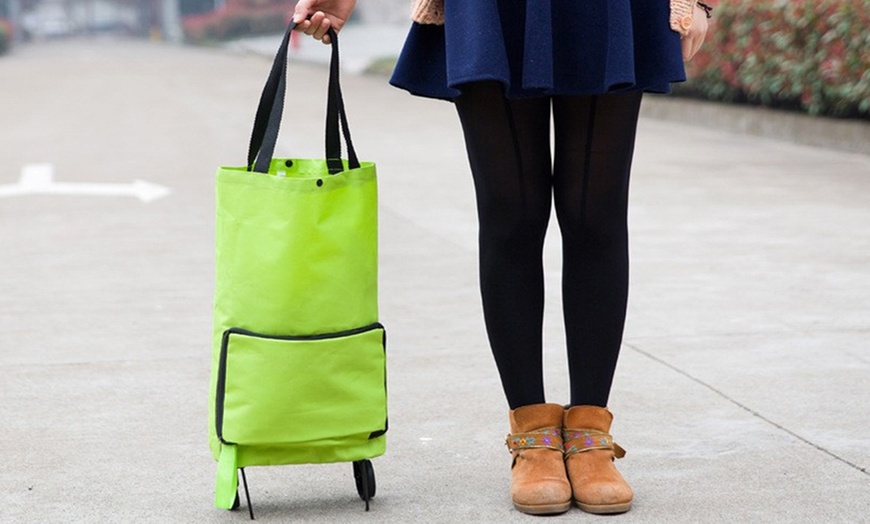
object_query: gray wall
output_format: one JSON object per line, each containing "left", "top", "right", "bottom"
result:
{"left": 355, "top": 0, "right": 410, "bottom": 25}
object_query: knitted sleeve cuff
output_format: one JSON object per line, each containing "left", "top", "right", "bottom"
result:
{"left": 411, "top": 0, "right": 445, "bottom": 25}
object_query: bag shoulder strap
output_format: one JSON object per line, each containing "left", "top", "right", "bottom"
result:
{"left": 247, "top": 23, "right": 360, "bottom": 175}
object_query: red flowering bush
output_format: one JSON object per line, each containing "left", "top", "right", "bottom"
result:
{"left": 680, "top": 0, "right": 870, "bottom": 119}
{"left": 0, "top": 18, "right": 12, "bottom": 56}
{"left": 183, "top": 0, "right": 293, "bottom": 43}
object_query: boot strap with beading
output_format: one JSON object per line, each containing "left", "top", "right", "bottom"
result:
{"left": 505, "top": 427, "right": 564, "bottom": 453}
{"left": 563, "top": 428, "right": 626, "bottom": 458}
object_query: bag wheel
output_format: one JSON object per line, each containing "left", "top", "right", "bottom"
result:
{"left": 353, "top": 459, "right": 376, "bottom": 509}
{"left": 231, "top": 492, "right": 240, "bottom": 511}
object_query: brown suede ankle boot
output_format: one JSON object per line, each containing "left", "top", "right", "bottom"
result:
{"left": 563, "top": 406, "right": 633, "bottom": 514}
{"left": 506, "top": 403, "right": 572, "bottom": 515}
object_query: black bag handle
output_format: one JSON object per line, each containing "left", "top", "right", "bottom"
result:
{"left": 247, "top": 21, "right": 360, "bottom": 175}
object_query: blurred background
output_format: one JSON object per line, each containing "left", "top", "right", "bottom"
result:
{"left": 2, "top": 0, "right": 868, "bottom": 124}
{"left": 0, "top": 0, "right": 407, "bottom": 45}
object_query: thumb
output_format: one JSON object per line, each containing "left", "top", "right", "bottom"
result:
{"left": 293, "top": 0, "right": 314, "bottom": 23}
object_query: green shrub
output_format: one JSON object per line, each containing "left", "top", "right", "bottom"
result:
{"left": 680, "top": 0, "right": 870, "bottom": 119}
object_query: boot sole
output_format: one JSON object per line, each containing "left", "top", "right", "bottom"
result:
{"left": 513, "top": 500, "right": 572, "bottom": 515}
{"left": 575, "top": 499, "right": 632, "bottom": 515}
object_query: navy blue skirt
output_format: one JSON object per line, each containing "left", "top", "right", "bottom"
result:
{"left": 389, "top": 0, "right": 686, "bottom": 100}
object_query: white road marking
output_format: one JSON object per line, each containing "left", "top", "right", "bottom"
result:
{"left": 0, "top": 163, "right": 171, "bottom": 203}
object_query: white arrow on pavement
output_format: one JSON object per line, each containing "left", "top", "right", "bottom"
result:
{"left": 0, "top": 164, "right": 171, "bottom": 203}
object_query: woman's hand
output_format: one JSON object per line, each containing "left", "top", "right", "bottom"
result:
{"left": 292, "top": 0, "right": 357, "bottom": 44}
{"left": 681, "top": 3, "right": 709, "bottom": 61}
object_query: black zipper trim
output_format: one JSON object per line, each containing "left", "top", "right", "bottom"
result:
{"left": 224, "top": 322, "right": 383, "bottom": 343}
{"left": 369, "top": 328, "right": 388, "bottom": 440}
{"left": 215, "top": 322, "right": 387, "bottom": 445}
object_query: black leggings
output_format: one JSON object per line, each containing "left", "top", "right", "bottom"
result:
{"left": 455, "top": 82, "right": 643, "bottom": 410}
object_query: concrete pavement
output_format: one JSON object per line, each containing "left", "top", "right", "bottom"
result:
{"left": 0, "top": 36, "right": 869, "bottom": 523}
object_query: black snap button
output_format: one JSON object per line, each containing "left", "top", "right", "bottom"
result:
{"left": 316, "top": 179, "right": 323, "bottom": 187}
{"left": 285, "top": 160, "right": 294, "bottom": 167}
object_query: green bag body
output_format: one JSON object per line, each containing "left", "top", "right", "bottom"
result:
{"left": 209, "top": 158, "right": 387, "bottom": 508}
{"left": 208, "top": 22, "right": 386, "bottom": 511}
{"left": 213, "top": 159, "right": 379, "bottom": 337}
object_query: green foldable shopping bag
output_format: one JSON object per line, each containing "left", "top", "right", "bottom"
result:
{"left": 209, "top": 23, "right": 386, "bottom": 517}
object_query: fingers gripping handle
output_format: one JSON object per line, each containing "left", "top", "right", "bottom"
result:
{"left": 247, "top": 22, "right": 360, "bottom": 174}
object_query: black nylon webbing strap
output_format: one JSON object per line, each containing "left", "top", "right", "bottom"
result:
{"left": 332, "top": 37, "right": 360, "bottom": 172}
{"left": 247, "top": 21, "right": 294, "bottom": 173}
{"left": 326, "top": 26, "right": 360, "bottom": 174}
{"left": 325, "top": 30, "right": 342, "bottom": 174}
{"left": 247, "top": 22, "right": 361, "bottom": 175}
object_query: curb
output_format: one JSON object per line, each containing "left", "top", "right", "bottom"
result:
{"left": 641, "top": 95, "right": 870, "bottom": 157}
{"left": 357, "top": 58, "right": 870, "bottom": 158}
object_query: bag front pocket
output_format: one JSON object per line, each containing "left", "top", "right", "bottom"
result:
{"left": 215, "top": 323, "right": 387, "bottom": 446}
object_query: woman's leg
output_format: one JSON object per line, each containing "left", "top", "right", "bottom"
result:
{"left": 455, "top": 82, "right": 553, "bottom": 410}
{"left": 457, "top": 82, "right": 572, "bottom": 514}
{"left": 552, "top": 91, "right": 643, "bottom": 407}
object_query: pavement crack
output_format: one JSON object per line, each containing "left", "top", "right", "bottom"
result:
{"left": 626, "top": 343, "right": 869, "bottom": 478}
